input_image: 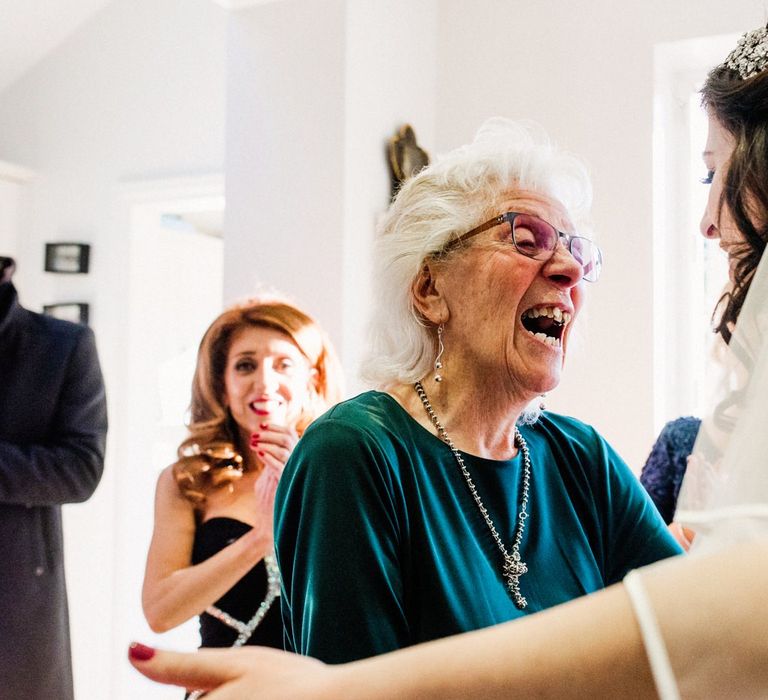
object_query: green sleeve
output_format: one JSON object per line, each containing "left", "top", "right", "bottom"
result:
{"left": 274, "top": 418, "right": 409, "bottom": 663}
{"left": 596, "top": 432, "right": 683, "bottom": 583}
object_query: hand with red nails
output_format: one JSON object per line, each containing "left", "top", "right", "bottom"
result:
{"left": 128, "top": 642, "right": 334, "bottom": 700}
{"left": 248, "top": 423, "right": 299, "bottom": 549}
{"left": 249, "top": 422, "right": 299, "bottom": 475}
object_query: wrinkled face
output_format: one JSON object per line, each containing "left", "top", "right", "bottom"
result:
{"left": 223, "top": 326, "right": 313, "bottom": 441}
{"left": 437, "top": 189, "right": 585, "bottom": 398}
{"left": 700, "top": 113, "right": 742, "bottom": 279}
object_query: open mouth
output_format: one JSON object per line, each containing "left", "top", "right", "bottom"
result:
{"left": 249, "top": 399, "right": 280, "bottom": 416}
{"left": 521, "top": 306, "right": 572, "bottom": 348}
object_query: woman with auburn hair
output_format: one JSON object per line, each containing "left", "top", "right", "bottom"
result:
{"left": 141, "top": 298, "right": 342, "bottom": 663}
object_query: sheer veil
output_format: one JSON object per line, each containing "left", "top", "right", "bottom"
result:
{"left": 676, "top": 247, "right": 768, "bottom": 552}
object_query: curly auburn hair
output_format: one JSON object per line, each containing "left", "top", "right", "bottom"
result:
{"left": 702, "top": 65, "right": 768, "bottom": 343}
{"left": 172, "top": 297, "right": 343, "bottom": 505}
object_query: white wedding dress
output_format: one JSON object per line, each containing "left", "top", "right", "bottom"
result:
{"left": 676, "top": 247, "right": 768, "bottom": 549}
{"left": 625, "top": 249, "right": 768, "bottom": 699}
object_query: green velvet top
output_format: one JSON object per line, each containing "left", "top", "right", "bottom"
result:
{"left": 275, "top": 391, "right": 681, "bottom": 663}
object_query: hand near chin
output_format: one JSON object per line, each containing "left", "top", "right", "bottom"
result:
{"left": 249, "top": 423, "right": 298, "bottom": 474}
{"left": 249, "top": 424, "right": 297, "bottom": 543}
{"left": 128, "top": 643, "right": 333, "bottom": 700}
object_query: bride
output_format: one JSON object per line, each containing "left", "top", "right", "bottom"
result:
{"left": 128, "top": 24, "right": 768, "bottom": 699}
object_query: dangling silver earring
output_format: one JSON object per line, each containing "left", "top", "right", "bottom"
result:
{"left": 434, "top": 324, "right": 445, "bottom": 382}
{"left": 539, "top": 394, "right": 547, "bottom": 411}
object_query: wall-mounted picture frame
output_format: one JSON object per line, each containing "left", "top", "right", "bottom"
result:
{"left": 44, "top": 242, "right": 91, "bottom": 274}
{"left": 43, "top": 302, "right": 90, "bottom": 325}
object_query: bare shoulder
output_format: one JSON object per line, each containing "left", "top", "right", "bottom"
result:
{"left": 155, "top": 464, "right": 182, "bottom": 500}
{"left": 156, "top": 463, "right": 178, "bottom": 489}
{"left": 154, "top": 464, "right": 196, "bottom": 521}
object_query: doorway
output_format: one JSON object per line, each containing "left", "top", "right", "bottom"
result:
{"left": 103, "top": 176, "right": 224, "bottom": 699}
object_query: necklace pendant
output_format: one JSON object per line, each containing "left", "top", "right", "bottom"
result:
{"left": 504, "top": 552, "right": 528, "bottom": 578}
{"left": 504, "top": 554, "right": 528, "bottom": 609}
{"left": 413, "top": 381, "right": 533, "bottom": 612}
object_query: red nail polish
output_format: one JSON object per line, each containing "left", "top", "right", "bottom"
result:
{"left": 260, "top": 422, "right": 269, "bottom": 429}
{"left": 258, "top": 451, "right": 265, "bottom": 457}
{"left": 129, "top": 642, "right": 155, "bottom": 661}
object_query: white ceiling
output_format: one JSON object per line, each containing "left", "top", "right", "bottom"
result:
{"left": 0, "top": 0, "right": 286, "bottom": 96}
{"left": 0, "top": 0, "right": 113, "bottom": 95}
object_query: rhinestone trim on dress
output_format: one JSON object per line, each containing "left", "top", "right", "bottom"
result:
{"left": 187, "top": 552, "right": 281, "bottom": 700}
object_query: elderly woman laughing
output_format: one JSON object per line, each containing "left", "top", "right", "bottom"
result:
{"left": 274, "top": 119, "right": 681, "bottom": 663}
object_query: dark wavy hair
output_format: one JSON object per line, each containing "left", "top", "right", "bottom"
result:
{"left": 173, "top": 297, "right": 343, "bottom": 505}
{"left": 701, "top": 64, "right": 768, "bottom": 343}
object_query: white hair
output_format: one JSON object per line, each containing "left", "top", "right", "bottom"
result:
{"left": 361, "top": 118, "right": 593, "bottom": 414}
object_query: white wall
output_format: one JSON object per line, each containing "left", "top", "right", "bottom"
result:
{"left": 435, "top": 0, "right": 766, "bottom": 467}
{"left": 0, "top": 164, "right": 34, "bottom": 258}
{"left": 224, "top": 0, "right": 347, "bottom": 344}
{"left": 342, "top": 0, "right": 438, "bottom": 393}
{"left": 0, "top": 1, "right": 227, "bottom": 697}
{"left": 225, "top": 0, "right": 439, "bottom": 393}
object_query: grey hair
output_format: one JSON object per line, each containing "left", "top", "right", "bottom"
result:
{"left": 361, "top": 118, "right": 593, "bottom": 411}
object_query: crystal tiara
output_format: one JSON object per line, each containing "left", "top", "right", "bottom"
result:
{"left": 723, "top": 23, "right": 768, "bottom": 80}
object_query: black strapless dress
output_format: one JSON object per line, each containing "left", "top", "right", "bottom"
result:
{"left": 191, "top": 517, "right": 283, "bottom": 649}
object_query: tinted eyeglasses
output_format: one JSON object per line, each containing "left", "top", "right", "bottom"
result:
{"left": 441, "top": 212, "right": 603, "bottom": 283}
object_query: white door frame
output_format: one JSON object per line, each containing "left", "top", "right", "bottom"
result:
{"left": 77, "top": 174, "right": 225, "bottom": 700}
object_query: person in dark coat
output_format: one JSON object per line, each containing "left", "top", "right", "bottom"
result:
{"left": 0, "top": 256, "right": 108, "bottom": 700}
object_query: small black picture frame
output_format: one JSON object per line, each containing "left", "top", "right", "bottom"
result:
{"left": 44, "top": 243, "right": 90, "bottom": 274}
{"left": 43, "top": 303, "right": 90, "bottom": 325}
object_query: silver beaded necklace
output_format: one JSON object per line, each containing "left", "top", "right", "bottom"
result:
{"left": 414, "top": 380, "right": 531, "bottom": 609}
